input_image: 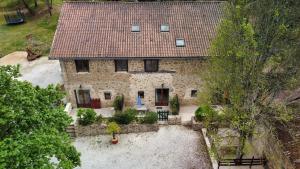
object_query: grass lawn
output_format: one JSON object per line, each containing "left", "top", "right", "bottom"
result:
{"left": 0, "top": 0, "right": 62, "bottom": 57}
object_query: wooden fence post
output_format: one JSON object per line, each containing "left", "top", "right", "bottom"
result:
{"left": 250, "top": 156, "right": 254, "bottom": 169}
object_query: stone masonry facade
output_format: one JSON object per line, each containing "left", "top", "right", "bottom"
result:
{"left": 60, "top": 59, "right": 204, "bottom": 111}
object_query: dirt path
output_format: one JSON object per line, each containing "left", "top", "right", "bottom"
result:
{"left": 0, "top": 51, "right": 28, "bottom": 66}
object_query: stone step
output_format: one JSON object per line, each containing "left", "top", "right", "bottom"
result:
{"left": 66, "top": 125, "right": 76, "bottom": 138}
{"left": 181, "top": 120, "right": 192, "bottom": 126}
{"left": 67, "top": 131, "right": 76, "bottom": 138}
{"left": 68, "top": 132, "right": 76, "bottom": 136}
{"left": 67, "top": 125, "right": 75, "bottom": 128}
{"left": 66, "top": 129, "right": 75, "bottom": 133}
{"left": 67, "top": 126, "right": 75, "bottom": 129}
{"left": 158, "top": 121, "right": 168, "bottom": 125}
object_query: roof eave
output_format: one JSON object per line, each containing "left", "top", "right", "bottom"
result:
{"left": 48, "top": 56, "right": 208, "bottom": 61}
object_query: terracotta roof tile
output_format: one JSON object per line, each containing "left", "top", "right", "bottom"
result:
{"left": 49, "top": 1, "right": 224, "bottom": 59}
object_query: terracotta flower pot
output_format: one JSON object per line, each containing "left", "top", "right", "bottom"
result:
{"left": 111, "top": 138, "right": 118, "bottom": 144}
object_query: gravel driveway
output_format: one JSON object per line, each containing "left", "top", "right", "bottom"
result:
{"left": 74, "top": 125, "right": 212, "bottom": 169}
{"left": 0, "top": 52, "right": 62, "bottom": 87}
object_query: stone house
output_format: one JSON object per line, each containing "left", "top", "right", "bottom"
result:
{"left": 49, "top": 1, "right": 223, "bottom": 111}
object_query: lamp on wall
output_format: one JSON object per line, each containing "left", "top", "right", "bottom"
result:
{"left": 79, "top": 84, "right": 82, "bottom": 89}
{"left": 161, "top": 83, "right": 164, "bottom": 88}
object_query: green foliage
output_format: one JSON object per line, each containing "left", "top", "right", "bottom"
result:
{"left": 113, "top": 95, "right": 124, "bottom": 111}
{"left": 141, "top": 112, "right": 158, "bottom": 124}
{"left": 95, "top": 114, "right": 103, "bottom": 124}
{"left": 106, "top": 122, "right": 121, "bottom": 135}
{"left": 195, "top": 107, "right": 205, "bottom": 121}
{"left": 110, "top": 108, "right": 137, "bottom": 125}
{"left": 211, "top": 89, "right": 224, "bottom": 105}
{"left": 202, "top": 105, "right": 220, "bottom": 132}
{"left": 0, "top": 65, "right": 80, "bottom": 168}
{"left": 195, "top": 105, "right": 221, "bottom": 123}
{"left": 77, "top": 108, "right": 97, "bottom": 126}
{"left": 202, "top": 0, "right": 300, "bottom": 157}
{"left": 169, "top": 94, "right": 180, "bottom": 115}
{"left": 0, "top": 0, "right": 20, "bottom": 9}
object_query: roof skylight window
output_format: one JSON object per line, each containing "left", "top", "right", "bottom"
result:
{"left": 176, "top": 38, "right": 185, "bottom": 47}
{"left": 160, "top": 24, "right": 170, "bottom": 32}
{"left": 131, "top": 24, "right": 140, "bottom": 32}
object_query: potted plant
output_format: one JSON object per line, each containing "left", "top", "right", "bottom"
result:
{"left": 169, "top": 94, "right": 180, "bottom": 115}
{"left": 113, "top": 95, "right": 124, "bottom": 111}
{"left": 106, "top": 122, "right": 121, "bottom": 144}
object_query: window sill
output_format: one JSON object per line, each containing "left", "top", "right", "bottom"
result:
{"left": 129, "top": 70, "right": 176, "bottom": 74}
{"left": 115, "top": 71, "right": 128, "bottom": 73}
{"left": 77, "top": 72, "right": 90, "bottom": 74}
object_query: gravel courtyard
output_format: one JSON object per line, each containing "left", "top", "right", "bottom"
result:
{"left": 74, "top": 125, "right": 212, "bottom": 169}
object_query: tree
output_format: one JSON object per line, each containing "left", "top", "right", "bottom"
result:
{"left": 19, "top": 0, "right": 52, "bottom": 16}
{"left": 45, "top": 0, "right": 53, "bottom": 16}
{"left": 201, "top": 0, "right": 300, "bottom": 158}
{"left": 34, "top": 0, "right": 38, "bottom": 8}
{"left": 21, "top": 0, "right": 35, "bottom": 15}
{"left": 0, "top": 65, "right": 80, "bottom": 169}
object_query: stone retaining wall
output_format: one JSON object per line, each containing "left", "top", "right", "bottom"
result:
{"left": 191, "top": 116, "right": 203, "bottom": 131}
{"left": 121, "top": 123, "right": 159, "bottom": 134}
{"left": 250, "top": 126, "right": 296, "bottom": 169}
{"left": 168, "top": 115, "right": 181, "bottom": 125}
{"left": 75, "top": 123, "right": 159, "bottom": 137}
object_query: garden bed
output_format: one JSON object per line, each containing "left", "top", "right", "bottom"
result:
{"left": 75, "top": 122, "right": 159, "bottom": 137}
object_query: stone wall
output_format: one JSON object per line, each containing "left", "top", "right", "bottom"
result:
{"left": 191, "top": 116, "right": 203, "bottom": 131}
{"left": 250, "top": 126, "right": 296, "bottom": 169}
{"left": 61, "top": 59, "right": 203, "bottom": 110}
{"left": 168, "top": 115, "right": 182, "bottom": 125}
{"left": 61, "top": 60, "right": 131, "bottom": 107}
{"left": 75, "top": 123, "right": 159, "bottom": 137}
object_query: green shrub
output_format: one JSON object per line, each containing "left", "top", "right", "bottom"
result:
{"left": 95, "top": 114, "right": 103, "bottom": 124}
{"left": 110, "top": 108, "right": 137, "bottom": 124}
{"left": 169, "top": 94, "right": 180, "bottom": 115}
{"left": 77, "top": 108, "right": 97, "bottom": 126}
{"left": 195, "top": 107, "right": 205, "bottom": 121}
{"left": 141, "top": 112, "right": 158, "bottom": 124}
{"left": 113, "top": 95, "right": 124, "bottom": 111}
{"left": 204, "top": 105, "right": 219, "bottom": 122}
{"left": 202, "top": 105, "right": 219, "bottom": 133}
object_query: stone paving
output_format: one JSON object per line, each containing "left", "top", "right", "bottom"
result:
{"left": 179, "top": 105, "right": 198, "bottom": 124}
